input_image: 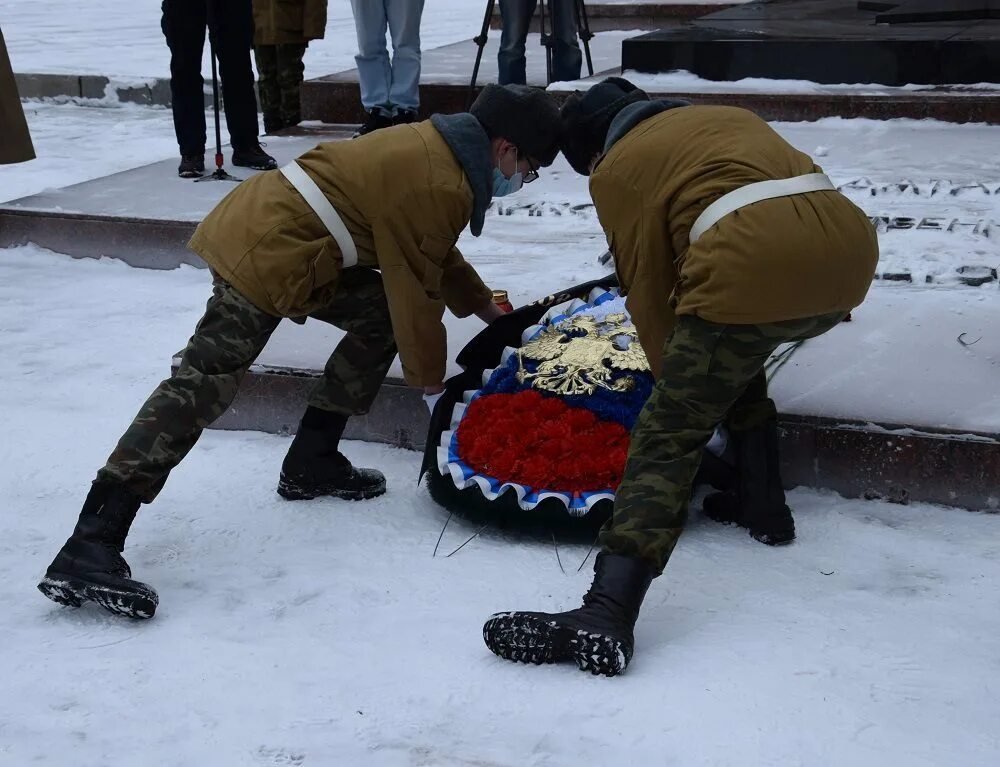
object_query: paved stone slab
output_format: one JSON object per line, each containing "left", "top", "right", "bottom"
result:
{"left": 205, "top": 364, "right": 1000, "bottom": 511}
{"left": 0, "top": 131, "right": 353, "bottom": 267}
{"left": 14, "top": 73, "right": 200, "bottom": 107}
{"left": 186, "top": 283, "right": 1000, "bottom": 439}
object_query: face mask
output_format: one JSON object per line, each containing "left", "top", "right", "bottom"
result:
{"left": 492, "top": 167, "right": 523, "bottom": 197}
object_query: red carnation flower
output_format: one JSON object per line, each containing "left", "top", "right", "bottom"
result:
{"left": 454, "top": 391, "right": 630, "bottom": 493}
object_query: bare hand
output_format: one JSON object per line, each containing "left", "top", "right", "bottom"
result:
{"left": 475, "top": 301, "right": 506, "bottom": 325}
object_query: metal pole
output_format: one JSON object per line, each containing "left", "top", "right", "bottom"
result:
{"left": 469, "top": 0, "right": 496, "bottom": 106}
{"left": 197, "top": 0, "right": 240, "bottom": 182}
{"left": 209, "top": 37, "right": 224, "bottom": 172}
{"left": 540, "top": 0, "right": 553, "bottom": 85}
{"left": 576, "top": 0, "right": 595, "bottom": 77}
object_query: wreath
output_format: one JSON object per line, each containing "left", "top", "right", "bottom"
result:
{"left": 420, "top": 277, "right": 735, "bottom": 537}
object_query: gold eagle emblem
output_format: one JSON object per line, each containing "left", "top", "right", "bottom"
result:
{"left": 516, "top": 313, "right": 649, "bottom": 396}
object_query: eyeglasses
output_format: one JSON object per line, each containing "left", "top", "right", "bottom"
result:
{"left": 510, "top": 147, "right": 540, "bottom": 184}
{"left": 523, "top": 157, "right": 540, "bottom": 185}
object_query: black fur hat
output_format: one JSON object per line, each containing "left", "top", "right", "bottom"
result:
{"left": 470, "top": 84, "right": 561, "bottom": 166}
{"left": 560, "top": 77, "right": 650, "bottom": 175}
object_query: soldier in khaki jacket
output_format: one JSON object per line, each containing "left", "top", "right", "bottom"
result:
{"left": 0, "top": 25, "right": 34, "bottom": 165}
{"left": 38, "top": 85, "right": 561, "bottom": 621}
{"left": 484, "top": 78, "right": 878, "bottom": 677}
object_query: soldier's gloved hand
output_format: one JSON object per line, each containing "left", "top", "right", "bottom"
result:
{"left": 422, "top": 390, "right": 445, "bottom": 414}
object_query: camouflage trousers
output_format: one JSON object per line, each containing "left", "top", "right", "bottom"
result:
{"left": 600, "top": 312, "right": 846, "bottom": 574}
{"left": 254, "top": 42, "right": 308, "bottom": 131}
{"left": 97, "top": 268, "right": 397, "bottom": 503}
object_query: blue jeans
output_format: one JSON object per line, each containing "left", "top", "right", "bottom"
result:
{"left": 498, "top": 0, "right": 582, "bottom": 85}
{"left": 350, "top": 0, "right": 424, "bottom": 113}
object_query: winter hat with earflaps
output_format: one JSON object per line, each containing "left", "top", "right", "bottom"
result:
{"left": 559, "top": 77, "right": 650, "bottom": 175}
{"left": 470, "top": 84, "right": 561, "bottom": 167}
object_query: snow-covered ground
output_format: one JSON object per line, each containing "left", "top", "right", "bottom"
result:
{"left": 1, "top": 247, "right": 998, "bottom": 766}
{"left": 2, "top": 7, "right": 999, "bottom": 760}
{"left": 553, "top": 69, "right": 1000, "bottom": 95}
{"left": 0, "top": 100, "right": 179, "bottom": 201}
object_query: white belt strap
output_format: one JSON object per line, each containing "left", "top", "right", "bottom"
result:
{"left": 689, "top": 173, "right": 836, "bottom": 245}
{"left": 280, "top": 161, "right": 358, "bottom": 268}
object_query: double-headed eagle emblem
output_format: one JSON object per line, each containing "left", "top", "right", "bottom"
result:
{"left": 516, "top": 313, "right": 649, "bottom": 396}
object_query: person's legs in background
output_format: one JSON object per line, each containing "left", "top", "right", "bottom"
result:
{"left": 276, "top": 42, "right": 308, "bottom": 129}
{"left": 162, "top": 0, "right": 208, "bottom": 176}
{"left": 497, "top": 0, "right": 535, "bottom": 85}
{"left": 254, "top": 43, "right": 283, "bottom": 133}
{"left": 385, "top": 0, "right": 425, "bottom": 123}
{"left": 549, "top": 0, "right": 582, "bottom": 82}
{"left": 213, "top": 0, "right": 275, "bottom": 168}
{"left": 350, "top": 0, "right": 394, "bottom": 135}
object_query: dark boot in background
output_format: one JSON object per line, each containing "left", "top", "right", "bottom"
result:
{"left": 352, "top": 109, "right": 393, "bottom": 138}
{"left": 178, "top": 153, "right": 205, "bottom": 178}
{"left": 393, "top": 109, "right": 418, "bottom": 126}
{"left": 38, "top": 481, "right": 159, "bottom": 619}
{"left": 278, "top": 406, "right": 387, "bottom": 501}
{"left": 703, "top": 418, "right": 795, "bottom": 545}
{"left": 483, "top": 553, "right": 655, "bottom": 677}
{"left": 232, "top": 142, "right": 277, "bottom": 170}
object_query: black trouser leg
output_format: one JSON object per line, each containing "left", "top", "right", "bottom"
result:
{"left": 213, "top": 0, "right": 260, "bottom": 150}
{"left": 161, "top": 0, "right": 208, "bottom": 155}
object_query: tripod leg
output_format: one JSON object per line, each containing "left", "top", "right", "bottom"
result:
{"left": 540, "top": 0, "right": 553, "bottom": 85}
{"left": 195, "top": 0, "right": 240, "bottom": 183}
{"left": 577, "top": 0, "right": 594, "bottom": 77}
{"left": 469, "top": 0, "right": 496, "bottom": 105}
{"left": 205, "top": 0, "right": 224, "bottom": 172}
{"left": 209, "top": 37, "right": 224, "bottom": 171}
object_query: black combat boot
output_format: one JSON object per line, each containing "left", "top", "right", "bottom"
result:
{"left": 703, "top": 418, "right": 795, "bottom": 545}
{"left": 277, "top": 406, "right": 387, "bottom": 501}
{"left": 483, "top": 552, "right": 655, "bottom": 677}
{"left": 232, "top": 142, "right": 277, "bottom": 170}
{"left": 393, "top": 109, "right": 418, "bottom": 126}
{"left": 352, "top": 109, "right": 393, "bottom": 138}
{"left": 178, "top": 154, "right": 205, "bottom": 178}
{"left": 37, "top": 481, "right": 159, "bottom": 619}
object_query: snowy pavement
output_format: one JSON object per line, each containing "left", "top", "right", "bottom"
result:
{"left": 1, "top": 250, "right": 999, "bottom": 765}
{"left": 0, "top": 101, "right": 179, "bottom": 202}
{"left": 554, "top": 69, "right": 1000, "bottom": 96}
